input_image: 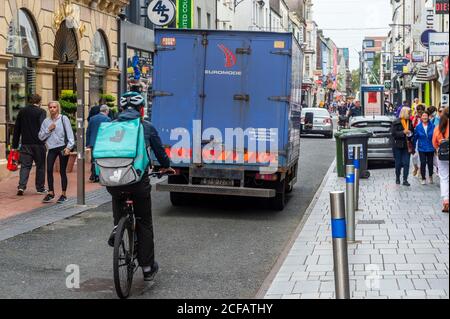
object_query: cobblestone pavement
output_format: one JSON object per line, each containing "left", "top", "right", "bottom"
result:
{"left": 264, "top": 165, "right": 449, "bottom": 299}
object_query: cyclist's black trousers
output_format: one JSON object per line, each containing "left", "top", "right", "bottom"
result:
{"left": 106, "top": 174, "right": 155, "bottom": 268}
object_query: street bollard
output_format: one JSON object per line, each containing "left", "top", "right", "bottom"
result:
{"left": 346, "top": 165, "right": 355, "bottom": 242}
{"left": 330, "top": 191, "right": 351, "bottom": 299}
{"left": 353, "top": 146, "right": 361, "bottom": 211}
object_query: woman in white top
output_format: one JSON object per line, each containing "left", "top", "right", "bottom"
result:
{"left": 39, "top": 101, "right": 75, "bottom": 203}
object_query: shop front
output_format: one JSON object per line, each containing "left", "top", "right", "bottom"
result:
{"left": 120, "top": 20, "right": 155, "bottom": 119}
{"left": 0, "top": 0, "right": 128, "bottom": 180}
{"left": 4, "top": 8, "right": 40, "bottom": 163}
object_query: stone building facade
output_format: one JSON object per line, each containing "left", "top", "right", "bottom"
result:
{"left": 0, "top": 0, "right": 129, "bottom": 180}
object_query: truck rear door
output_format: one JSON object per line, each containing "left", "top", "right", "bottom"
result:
{"left": 202, "top": 34, "right": 290, "bottom": 166}
{"left": 152, "top": 32, "right": 205, "bottom": 162}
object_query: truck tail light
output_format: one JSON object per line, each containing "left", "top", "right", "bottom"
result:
{"left": 301, "top": 117, "right": 305, "bottom": 124}
{"left": 255, "top": 173, "right": 278, "bottom": 181}
{"left": 324, "top": 118, "right": 332, "bottom": 124}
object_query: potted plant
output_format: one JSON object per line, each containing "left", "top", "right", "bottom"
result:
{"left": 57, "top": 90, "right": 78, "bottom": 173}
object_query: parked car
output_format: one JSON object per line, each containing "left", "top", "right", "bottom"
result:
{"left": 349, "top": 115, "right": 395, "bottom": 162}
{"left": 300, "top": 108, "right": 333, "bottom": 138}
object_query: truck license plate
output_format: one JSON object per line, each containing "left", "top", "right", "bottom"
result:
{"left": 200, "top": 178, "right": 234, "bottom": 186}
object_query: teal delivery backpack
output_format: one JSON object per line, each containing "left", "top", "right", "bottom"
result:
{"left": 93, "top": 118, "right": 150, "bottom": 187}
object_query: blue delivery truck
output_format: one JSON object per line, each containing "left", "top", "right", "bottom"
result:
{"left": 151, "top": 29, "right": 303, "bottom": 210}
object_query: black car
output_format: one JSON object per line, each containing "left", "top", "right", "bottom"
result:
{"left": 350, "top": 116, "right": 395, "bottom": 162}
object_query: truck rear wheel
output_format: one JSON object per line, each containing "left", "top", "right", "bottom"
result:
{"left": 170, "top": 192, "right": 186, "bottom": 206}
{"left": 271, "top": 180, "right": 287, "bottom": 211}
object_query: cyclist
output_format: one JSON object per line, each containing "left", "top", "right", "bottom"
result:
{"left": 106, "top": 91, "right": 175, "bottom": 282}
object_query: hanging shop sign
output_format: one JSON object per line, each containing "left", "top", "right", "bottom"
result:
{"left": 435, "top": 0, "right": 449, "bottom": 14}
{"left": 421, "top": 29, "right": 438, "bottom": 49}
{"left": 411, "top": 51, "right": 425, "bottom": 63}
{"left": 393, "top": 56, "right": 409, "bottom": 74}
{"left": 429, "top": 32, "right": 449, "bottom": 56}
{"left": 176, "top": 0, "right": 193, "bottom": 29}
{"left": 147, "top": 0, "right": 176, "bottom": 27}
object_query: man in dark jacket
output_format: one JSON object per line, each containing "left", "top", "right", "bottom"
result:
{"left": 347, "top": 100, "right": 363, "bottom": 118}
{"left": 86, "top": 105, "right": 111, "bottom": 182}
{"left": 106, "top": 91, "right": 174, "bottom": 283}
{"left": 11, "top": 94, "right": 47, "bottom": 196}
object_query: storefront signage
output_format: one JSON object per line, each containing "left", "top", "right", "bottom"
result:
{"left": 176, "top": 0, "right": 193, "bottom": 29}
{"left": 421, "top": 29, "right": 438, "bottom": 48}
{"left": 147, "top": 0, "right": 176, "bottom": 27}
{"left": 393, "top": 56, "right": 409, "bottom": 74}
{"left": 411, "top": 51, "right": 425, "bottom": 62}
{"left": 435, "top": 0, "right": 449, "bottom": 14}
{"left": 429, "top": 32, "right": 449, "bottom": 56}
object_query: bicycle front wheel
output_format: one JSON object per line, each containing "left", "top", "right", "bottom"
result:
{"left": 113, "top": 216, "right": 134, "bottom": 299}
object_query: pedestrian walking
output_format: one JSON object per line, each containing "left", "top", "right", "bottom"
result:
{"left": 396, "top": 100, "right": 409, "bottom": 118}
{"left": 38, "top": 101, "right": 75, "bottom": 204}
{"left": 11, "top": 94, "right": 47, "bottom": 196}
{"left": 413, "top": 110, "right": 436, "bottom": 185}
{"left": 428, "top": 106, "right": 439, "bottom": 126}
{"left": 87, "top": 97, "right": 108, "bottom": 121}
{"left": 411, "top": 98, "right": 422, "bottom": 117}
{"left": 432, "top": 107, "right": 449, "bottom": 213}
{"left": 411, "top": 104, "right": 426, "bottom": 177}
{"left": 86, "top": 104, "right": 111, "bottom": 182}
{"left": 391, "top": 107, "right": 415, "bottom": 186}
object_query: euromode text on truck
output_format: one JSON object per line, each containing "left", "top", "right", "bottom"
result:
{"left": 151, "top": 29, "right": 304, "bottom": 210}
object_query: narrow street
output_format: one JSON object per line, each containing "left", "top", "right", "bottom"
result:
{"left": 0, "top": 137, "right": 335, "bottom": 299}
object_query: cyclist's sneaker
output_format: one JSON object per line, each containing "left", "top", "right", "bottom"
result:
{"left": 17, "top": 189, "right": 24, "bottom": 196}
{"left": 143, "top": 262, "right": 159, "bottom": 282}
{"left": 36, "top": 189, "right": 48, "bottom": 195}
{"left": 57, "top": 195, "right": 67, "bottom": 203}
{"left": 108, "top": 226, "right": 118, "bottom": 247}
{"left": 42, "top": 194, "right": 55, "bottom": 203}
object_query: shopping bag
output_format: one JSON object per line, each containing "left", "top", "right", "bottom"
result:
{"left": 7, "top": 150, "right": 20, "bottom": 171}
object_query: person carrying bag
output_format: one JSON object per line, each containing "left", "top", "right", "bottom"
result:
{"left": 432, "top": 107, "right": 449, "bottom": 213}
{"left": 39, "top": 101, "right": 75, "bottom": 204}
{"left": 391, "top": 107, "right": 415, "bottom": 186}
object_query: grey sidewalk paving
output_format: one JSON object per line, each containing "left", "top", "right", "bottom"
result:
{"left": 264, "top": 165, "right": 449, "bottom": 299}
{"left": 0, "top": 188, "right": 111, "bottom": 241}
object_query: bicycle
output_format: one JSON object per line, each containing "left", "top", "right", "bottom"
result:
{"left": 112, "top": 170, "right": 168, "bottom": 299}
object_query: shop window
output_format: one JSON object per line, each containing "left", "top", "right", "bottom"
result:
{"left": 6, "top": 9, "right": 40, "bottom": 58}
{"left": 54, "top": 21, "right": 79, "bottom": 99}
{"left": 89, "top": 31, "right": 110, "bottom": 106}
{"left": 90, "top": 31, "right": 110, "bottom": 68}
{"left": 5, "top": 8, "right": 40, "bottom": 154}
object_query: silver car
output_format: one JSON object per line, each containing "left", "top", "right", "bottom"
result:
{"left": 301, "top": 108, "right": 334, "bottom": 138}
{"left": 350, "top": 116, "right": 395, "bottom": 162}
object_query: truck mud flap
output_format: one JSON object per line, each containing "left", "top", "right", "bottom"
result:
{"left": 155, "top": 182, "right": 276, "bottom": 198}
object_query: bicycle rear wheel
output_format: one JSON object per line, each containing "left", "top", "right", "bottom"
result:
{"left": 113, "top": 216, "right": 134, "bottom": 299}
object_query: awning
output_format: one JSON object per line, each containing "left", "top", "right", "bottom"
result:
{"left": 412, "top": 64, "right": 439, "bottom": 84}
{"left": 412, "top": 65, "right": 430, "bottom": 84}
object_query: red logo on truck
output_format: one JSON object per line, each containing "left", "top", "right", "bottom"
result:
{"left": 218, "top": 44, "right": 236, "bottom": 68}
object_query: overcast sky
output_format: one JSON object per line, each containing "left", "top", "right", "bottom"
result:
{"left": 312, "top": 0, "right": 392, "bottom": 70}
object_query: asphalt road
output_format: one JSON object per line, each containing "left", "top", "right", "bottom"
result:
{"left": 0, "top": 136, "right": 336, "bottom": 299}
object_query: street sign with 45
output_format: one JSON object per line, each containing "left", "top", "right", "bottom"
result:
{"left": 147, "top": 0, "right": 176, "bottom": 27}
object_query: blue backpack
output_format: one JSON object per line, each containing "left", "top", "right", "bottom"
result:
{"left": 93, "top": 118, "right": 150, "bottom": 187}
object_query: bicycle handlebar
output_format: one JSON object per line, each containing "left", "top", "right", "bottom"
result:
{"left": 148, "top": 171, "right": 175, "bottom": 179}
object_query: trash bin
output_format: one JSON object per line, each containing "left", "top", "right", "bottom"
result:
{"left": 335, "top": 129, "right": 372, "bottom": 178}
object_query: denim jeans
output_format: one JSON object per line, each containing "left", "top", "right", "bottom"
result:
{"left": 393, "top": 147, "right": 411, "bottom": 181}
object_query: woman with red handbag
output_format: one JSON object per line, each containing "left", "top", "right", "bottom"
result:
{"left": 391, "top": 107, "right": 415, "bottom": 186}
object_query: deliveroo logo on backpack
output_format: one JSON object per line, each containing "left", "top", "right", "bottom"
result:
{"left": 110, "top": 129, "right": 125, "bottom": 143}
{"left": 110, "top": 169, "right": 123, "bottom": 183}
